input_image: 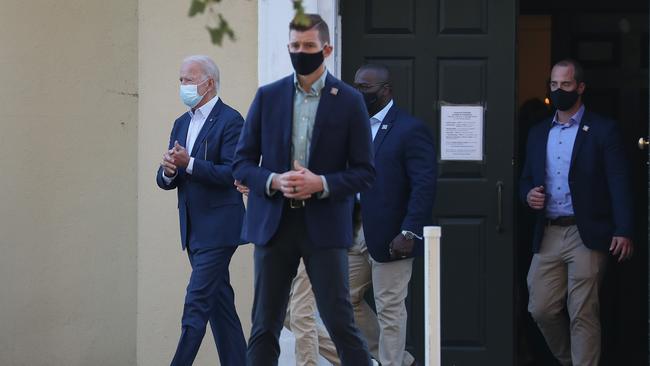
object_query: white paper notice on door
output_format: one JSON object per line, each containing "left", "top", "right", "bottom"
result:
{"left": 440, "top": 105, "right": 484, "bottom": 161}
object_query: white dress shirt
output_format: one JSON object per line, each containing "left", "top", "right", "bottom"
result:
{"left": 162, "top": 95, "right": 219, "bottom": 185}
{"left": 370, "top": 99, "right": 393, "bottom": 139}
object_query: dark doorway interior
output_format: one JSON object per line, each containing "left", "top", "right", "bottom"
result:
{"left": 517, "top": 1, "right": 649, "bottom": 365}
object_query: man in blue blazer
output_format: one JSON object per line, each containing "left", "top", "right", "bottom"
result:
{"left": 157, "top": 55, "right": 247, "bottom": 366}
{"left": 349, "top": 64, "right": 437, "bottom": 366}
{"left": 519, "top": 59, "right": 634, "bottom": 366}
{"left": 233, "top": 14, "right": 375, "bottom": 366}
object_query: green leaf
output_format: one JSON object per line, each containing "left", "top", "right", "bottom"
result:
{"left": 292, "top": 0, "right": 309, "bottom": 26}
{"left": 206, "top": 13, "right": 236, "bottom": 46}
{"left": 188, "top": 0, "right": 206, "bottom": 17}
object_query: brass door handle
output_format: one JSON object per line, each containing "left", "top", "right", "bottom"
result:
{"left": 638, "top": 137, "right": 649, "bottom": 150}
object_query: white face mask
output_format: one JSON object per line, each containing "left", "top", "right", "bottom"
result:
{"left": 179, "top": 79, "right": 209, "bottom": 108}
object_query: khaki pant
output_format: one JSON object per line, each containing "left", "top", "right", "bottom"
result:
{"left": 284, "top": 260, "right": 341, "bottom": 366}
{"left": 527, "top": 225, "right": 607, "bottom": 366}
{"left": 348, "top": 225, "right": 415, "bottom": 366}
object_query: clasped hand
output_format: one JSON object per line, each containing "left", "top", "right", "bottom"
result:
{"left": 271, "top": 160, "right": 323, "bottom": 200}
{"left": 160, "top": 141, "right": 190, "bottom": 177}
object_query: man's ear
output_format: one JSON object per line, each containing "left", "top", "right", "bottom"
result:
{"left": 577, "top": 81, "right": 586, "bottom": 95}
{"left": 323, "top": 43, "right": 334, "bottom": 58}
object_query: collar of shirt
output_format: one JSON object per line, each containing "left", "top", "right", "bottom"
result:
{"left": 371, "top": 99, "right": 394, "bottom": 124}
{"left": 188, "top": 95, "right": 220, "bottom": 119}
{"left": 293, "top": 69, "right": 328, "bottom": 96}
{"left": 551, "top": 104, "right": 584, "bottom": 128}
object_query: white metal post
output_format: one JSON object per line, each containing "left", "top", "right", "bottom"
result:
{"left": 424, "top": 226, "right": 442, "bottom": 366}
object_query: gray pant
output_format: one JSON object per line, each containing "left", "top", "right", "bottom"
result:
{"left": 527, "top": 225, "right": 607, "bottom": 366}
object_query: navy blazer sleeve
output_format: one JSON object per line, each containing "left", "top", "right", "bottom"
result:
{"left": 233, "top": 88, "right": 275, "bottom": 195}
{"left": 602, "top": 121, "right": 634, "bottom": 237}
{"left": 322, "top": 90, "right": 375, "bottom": 199}
{"left": 191, "top": 115, "right": 244, "bottom": 187}
{"left": 156, "top": 117, "right": 185, "bottom": 190}
{"left": 519, "top": 130, "right": 534, "bottom": 205}
{"left": 401, "top": 122, "right": 437, "bottom": 234}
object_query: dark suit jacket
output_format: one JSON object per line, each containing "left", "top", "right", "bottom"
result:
{"left": 360, "top": 105, "right": 437, "bottom": 262}
{"left": 519, "top": 108, "right": 633, "bottom": 252}
{"left": 157, "top": 98, "right": 246, "bottom": 250}
{"left": 233, "top": 73, "right": 375, "bottom": 248}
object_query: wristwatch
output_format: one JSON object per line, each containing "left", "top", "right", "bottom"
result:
{"left": 401, "top": 230, "right": 416, "bottom": 240}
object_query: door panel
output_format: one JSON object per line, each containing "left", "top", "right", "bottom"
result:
{"left": 342, "top": 1, "right": 516, "bottom": 364}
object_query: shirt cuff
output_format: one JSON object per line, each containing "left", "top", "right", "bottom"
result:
{"left": 265, "top": 173, "right": 277, "bottom": 197}
{"left": 186, "top": 157, "right": 195, "bottom": 175}
{"left": 401, "top": 230, "right": 423, "bottom": 240}
{"left": 162, "top": 170, "right": 177, "bottom": 185}
{"left": 317, "top": 175, "right": 330, "bottom": 199}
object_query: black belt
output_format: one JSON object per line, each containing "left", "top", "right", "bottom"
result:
{"left": 286, "top": 198, "right": 306, "bottom": 209}
{"left": 546, "top": 216, "right": 576, "bottom": 226}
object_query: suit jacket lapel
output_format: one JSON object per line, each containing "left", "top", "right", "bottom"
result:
{"left": 373, "top": 105, "right": 397, "bottom": 153}
{"left": 570, "top": 111, "right": 588, "bottom": 169}
{"left": 309, "top": 74, "right": 337, "bottom": 164}
{"left": 177, "top": 113, "right": 191, "bottom": 150}
{"left": 190, "top": 99, "right": 223, "bottom": 157}
{"left": 281, "top": 76, "right": 295, "bottom": 169}
{"left": 539, "top": 118, "right": 553, "bottom": 179}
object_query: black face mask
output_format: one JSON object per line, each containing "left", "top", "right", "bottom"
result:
{"left": 550, "top": 89, "right": 580, "bottom": 111}
{"left": 289, "top": 50, "right": 324, "bottom": 75}
{"left": 362, "top": 91, "right": 381, "bottom": 116}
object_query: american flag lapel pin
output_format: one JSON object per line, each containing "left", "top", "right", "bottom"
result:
{"left": 330, "top": 87, "right": 339, "bottom": 95}
{"left": 582, "top": 125, "right": 590, "bottom": 132}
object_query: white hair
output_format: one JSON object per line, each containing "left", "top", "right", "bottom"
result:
{"left": 182, "top": 55, "right": 220, "bottom": 92}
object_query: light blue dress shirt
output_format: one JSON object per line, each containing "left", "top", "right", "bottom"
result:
{"left": 545, "top": 105, "right": 584, "bottom": 219}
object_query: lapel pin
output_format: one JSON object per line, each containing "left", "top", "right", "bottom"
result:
{"left": 381, "top": 124, "right": 388, "bottom": 130}
{"left": 330, "top": 87, "right": 339, "bottom": 95}
{"left": 582, "top": 125, "right": 589, "bottom": 132}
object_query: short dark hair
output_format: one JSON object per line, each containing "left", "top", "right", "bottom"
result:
{"left": 289, "top": 13, "right": 330, "bottom": 45}
{"left": 553, "top": 59, "right": 585, "bottom": 84}
{"left": 357, "top": 63, "right": 391, "bottom": 81}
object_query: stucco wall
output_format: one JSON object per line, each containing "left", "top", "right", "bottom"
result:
{"left": 0, "top": 0, "right": 138, "bottom": 365}
{"left": 137, "top": 1, "right": 257, "bottom": 365}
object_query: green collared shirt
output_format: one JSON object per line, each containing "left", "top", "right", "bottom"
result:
{"left": 264, "top": 70, "right": 330, "bottom": 198}
{"left": 291, "top": 70, "right": 327, "bottom": 166}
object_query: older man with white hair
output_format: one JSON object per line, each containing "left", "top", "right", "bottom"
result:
{"left": 157, "top": 55, "right": 247, "bottom": 365}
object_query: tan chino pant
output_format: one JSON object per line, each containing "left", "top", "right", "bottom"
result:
{"left": 348, "top": 225, "right": 415, "bottom": 366}
{"left": 527, "top": 225, "right": 607, "bottom": 366}
{"left": 284, "top": 260, "right": 341, "bottom": 366}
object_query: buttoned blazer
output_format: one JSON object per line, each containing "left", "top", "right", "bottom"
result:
{"left": 233, "top": 73, "right": 375, "bottom": 248}
{"left": 156, "top": 99, "right": 246, "bottom": 249}
{"left": 360, "top": 105, "right": 437, "bottom": 262}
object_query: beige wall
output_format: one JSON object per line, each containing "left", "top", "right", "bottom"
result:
{"left": 0, "top": 0, "right": 138, "bottom": 365}
{"left": 137, "top": 0, "right": 257, "bottom": 365}
{"left": 0, "top": 0, "right": 257, "bottom": 364}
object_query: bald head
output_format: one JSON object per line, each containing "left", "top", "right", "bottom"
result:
{"left": 354, "top": 64, "right": 392, "bottom": 116}
{"left": 355, "top": 64, "right": 390, "bottom": 84}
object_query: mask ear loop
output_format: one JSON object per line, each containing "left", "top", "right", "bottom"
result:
{"left": 197, "top": 78, "right": 211, "bottom": 98}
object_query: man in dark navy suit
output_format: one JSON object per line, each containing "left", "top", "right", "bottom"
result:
{"left": 233, "top": 14, "right": 375, "bottom": 366}
{"left": 157, "top": 55, "right": 247, "bottom": 366}
{"left": 520, "top": 59, "right": 634, "bottom": 366}
{"left": 349, "top": 64, "right": 437, "bottom": 366}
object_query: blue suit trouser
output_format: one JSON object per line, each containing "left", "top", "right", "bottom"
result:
{"left": 171, "top": 245, "right": 247, "bottom": 366}
{"left": 247, "top": 205, "right": 372, "bottom": 366}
